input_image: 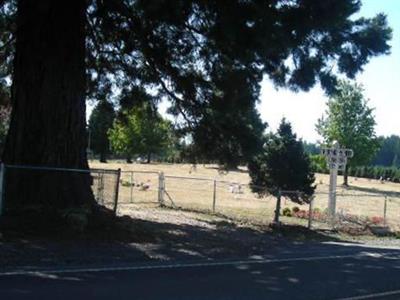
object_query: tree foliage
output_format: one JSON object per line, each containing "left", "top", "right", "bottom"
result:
{"left": 88, "top": 100, "right": 115, "bottom": 162}
{"left": 0, "top": 0, "right": 393, "bottom": 156}
{"left": 191, "top": 67, "right": 267, "bottom": 168}
{"left": 316, "top": 80, "right": 379, "bottom": 185}
{"left": 372, "top": 135, "right": 400, "bottom": 167}
{"left": 309, "top": 154, "right": 329, "bottom": 174}
{"left": 249, "top": 119, "right": 315, "bottom": 204}
{"left": 109, "top": 104, "right": 173, "bottom": 163}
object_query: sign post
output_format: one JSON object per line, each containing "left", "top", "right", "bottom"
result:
{"left": 321, "top": 141, "right": 353, "bottom": 223}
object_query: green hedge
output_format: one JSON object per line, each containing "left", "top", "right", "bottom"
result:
{"left": 309, "top": 154, "right": 400, "bottom": 183}
{"left": 348, "top": 166, "right": 400, "bottom": 182}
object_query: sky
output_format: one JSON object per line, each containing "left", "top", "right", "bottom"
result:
{"left": 258, "top": 0, "right": 400, "bottom": 143}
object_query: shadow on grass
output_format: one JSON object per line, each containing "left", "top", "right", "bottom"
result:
{"left": 203, "top": 165, "right": 249, "bottom": 174}
{"left": 344, "top": 185, "right": 400, "bottom": 198}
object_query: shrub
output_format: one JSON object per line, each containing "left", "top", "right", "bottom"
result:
{"left": 292, "top": 206, "right": 300, "bottom": 214}
{"left": 309, "top": 154, "right": 329, "bottom": 174}
{"left": 313, "top": 207, "right": 321, "bottom": 214}
{"left": 121, "top": 180, "right": 133, "bottom": 187}
{"left": 282, "top": 207, "right": 292, "bottom": 217}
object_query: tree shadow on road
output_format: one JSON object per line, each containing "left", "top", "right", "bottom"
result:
{"left": 2, "top": 215, "right": 400, "bottom": 300}
{"left": 0, "top": 208, "right": 369, "bottom": 273}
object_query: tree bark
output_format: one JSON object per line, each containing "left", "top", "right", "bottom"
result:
{"left": 343, "top": 164, "right": 349, "bottom": 186}
{"left": 273, "top": 190, "right": 282, "bottom": 225}
{"left": 147, "top": 152, "right": 151, "bottom": 164}
{"left": 99, "top": 152, "right": 107, "bottom": 163}
{"left": 2, "top": 0, "right": 93, "bottom": 215}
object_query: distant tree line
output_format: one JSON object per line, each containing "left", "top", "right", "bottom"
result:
{"left": 372, "top": 135, "right": 400, "bottom": 167}
{"left": 305, "top": 136, "right": 400, "bottom": 183}
{"left": 308, "top": 154, "right": 400, "bottom": 183}
{"left": 347, "top": 165, "right": 400, "bottom": 182}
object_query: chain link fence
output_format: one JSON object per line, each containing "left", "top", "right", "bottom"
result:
{"left": 0, "top": 164, "right": 121, "bottom": 214}
{"left": 160, "top": 175, "right": 278, "bottom": 224}
{"left": 118, "top": 171, "right": 160, "bottom": 205}
{"left": 2, "top": 163, "right": 400, "bottom": 233}
{"left": 159, "top": 175, "right": 400, "bottom": 231}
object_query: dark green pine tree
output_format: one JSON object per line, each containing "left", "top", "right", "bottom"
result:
{"left": 88, "top": 100, "right": 115, "bottom": 163}
{"left": 0, "top": 0, "right": 392, "bottom": 224}
{"left": 192, "top": 65, "right": 267, "bottom": 169}
{"left": 249, "top": 119, "right": 315, "bottom": 222}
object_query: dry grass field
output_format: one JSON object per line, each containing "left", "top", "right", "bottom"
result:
{"left": 90, "top": 161, "right": 400, "bottom": 230}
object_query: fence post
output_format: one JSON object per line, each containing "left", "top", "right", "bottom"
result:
{"left": 273, "top": 189, "right": 282, "bottom": 224}
{"left": 212, "top": 180, "right": 217, "bottom": 213}
{"left": 308, "top": 196, "right": 314, "bottom": 229}
{"left": 113, "top": 168, "right": 121, "bottom": 215}
{"left": 130, "top": 171, "right": 134, "bottom": 203}
{"left": 96, "top": 171, "right": 105, "bottom": 205}
{"left": 158, "top": 172, "right": 165, "bottom": 206}
{"left": 383, "top": 196, "right": 387, "bottom": 226}
{"left": 0, "top": 163, "right": 4, "bottom": 216}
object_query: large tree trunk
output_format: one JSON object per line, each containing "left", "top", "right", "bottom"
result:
{"left": 2, "top": 0, "right": 94, "bottom": 216}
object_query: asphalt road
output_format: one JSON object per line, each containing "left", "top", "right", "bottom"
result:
{"left": 1, "top": 244, "right": 400, "bottom": 300}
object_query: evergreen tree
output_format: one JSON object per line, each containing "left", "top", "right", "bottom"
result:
{"left": 187, "top": 63, "right": 267, "bottom": 169}
{"left": 316, "top": 80, "right": 379, "bottom": 185}
{"left": 88, "top": 100, "right": 115, "bottom": 163}
{"left": 249, "top": 119, "right": 315, "bottom": 222}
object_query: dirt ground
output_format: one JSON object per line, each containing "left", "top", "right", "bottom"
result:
{"left": 4, "top": 203, "right": 399, "bottom": 272}
{"left": 0, "top": 204, "right": 348, "bottom": 271}
{"left": 90, "top": 161, "right": 400, "bottom": 230}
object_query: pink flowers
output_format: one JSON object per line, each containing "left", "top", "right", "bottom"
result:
{"left": 290, "top": 208, "right": 385, "bottom": 226}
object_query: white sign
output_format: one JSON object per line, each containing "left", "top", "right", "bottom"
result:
{"left": 321, "top": 148, "right": 354, "bottom": 157}
{"left": 321, "top": 146, "right": 353, "bottom": 170}
{"left": 320, "top": 141, "right": 353, "bottom": 222}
